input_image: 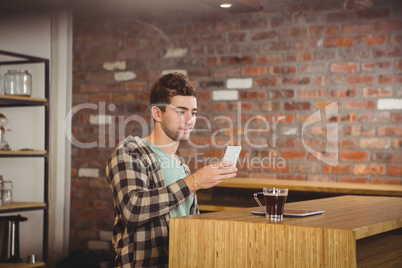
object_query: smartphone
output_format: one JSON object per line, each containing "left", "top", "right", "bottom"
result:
{"left": 222, "top": 145, "right": 242, "bottom": 168}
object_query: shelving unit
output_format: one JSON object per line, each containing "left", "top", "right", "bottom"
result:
{"left": 0, "top": 50, "right": 49, "bottom": 267}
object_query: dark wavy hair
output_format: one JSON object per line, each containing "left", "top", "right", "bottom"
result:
{"left": 150, "top": 72, "right": 196, "bottom": 112}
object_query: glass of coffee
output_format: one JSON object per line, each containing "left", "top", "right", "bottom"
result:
{"left": 254, "top": 187, "right": 288, "bottom": 220}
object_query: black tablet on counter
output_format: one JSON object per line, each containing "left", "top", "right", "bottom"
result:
{"left": 251, "top": 209, "right": 325, "bottom": 217}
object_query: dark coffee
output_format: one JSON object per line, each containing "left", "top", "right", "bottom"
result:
{"left": 264, "top": 194, "right": 287, "bottom": 218}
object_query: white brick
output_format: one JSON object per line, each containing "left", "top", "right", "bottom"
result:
{"left": 377, "top": 99, "right": 402, "bottom": 110}
{"left": 212, "top": 90, "right": 238, "bottom": 101}
{"left": 87, "top": 240, "right": 110, "bottom": 251}
{"left": 282, "top": 126, "right": 299, "bottom": 135}
{"left": 89, "top": 115, "right": 112, "bottom": 125}
{"left": 114, "top": 71, "right": 136, "bottom": 81}
{"left": 226, "top": 78, "right": 253, "bottom": 89}
{"left": 164, "top": 48, "right": 188, "bottom": 58}
{"left": 162, "top": 69, "right": 188, "bottom": 76}
{"left": 78, "top": 168, "right": 99, "bottom": 178}
{"left": 100, "top": 230, "right": 113, "bottom": 241}
{"left": 103, "top": 61, "right": 126, "bottom": 71}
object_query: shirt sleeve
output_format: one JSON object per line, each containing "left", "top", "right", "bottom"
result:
{"left": 106, "top": 143, "right": 191, "bottom": 227}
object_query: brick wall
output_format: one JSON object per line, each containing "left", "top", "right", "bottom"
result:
{"left": 71, "top": 0, "right": 402, "bottom": 255}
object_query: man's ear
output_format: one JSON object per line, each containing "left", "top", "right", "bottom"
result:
{"left": 151, "top": 106, "right": 162, "bottom": 122}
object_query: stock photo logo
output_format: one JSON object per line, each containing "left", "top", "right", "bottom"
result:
{"left": 65, "top": 101, "right": 339, "bottom": 167}
{"left": 302, "top": 101, "right": 339, "bottom": 167}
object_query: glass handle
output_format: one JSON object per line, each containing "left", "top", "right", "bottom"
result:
{"left": 253, "top": 192, "right": 265, "bottom": 212}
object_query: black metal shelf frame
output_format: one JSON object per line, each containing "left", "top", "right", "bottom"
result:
{"left": 0, "top": 50, "right": 49, "bottom": 264}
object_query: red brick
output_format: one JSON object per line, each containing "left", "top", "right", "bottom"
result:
{"left": 339, "top": 113, "right": 357, "bottom": 122}
{"left": 262, "top": 164, "right": 290, "bottom": 173}
{"left": 200, "top": 102, "right": 226, "bottom": 111}
{"left": 264, "top": 41, "right": 292, "bottom": 51}
{"left": 338, "top": 177, "right": 370, "bottom": 184}
{"left": 113, "top": 93, "right": 135, "bottom": 102}
{"left": 309, "top": 26, "right": 339, "bottom": 37}
{"left": 283, "top": 77, "right": 311, "bottom": 85}
{"left": 277, "top": 174, "right": 306, "bottom": 180}
{"left": 346, "top": 74, "right": 375, "bottom": 84}
{"left": 279, "top": 28, "right": 308, "bottom": 38}
{"left": 196, "top": 92, "right": 211, "bottom": 101}
{"left": 379, "top": 74, "right": 402, "bottom": 84}
{"left": 358, "top": 112, "right": 389, "bottom": 122}
{"left": 315, "top": 75, "right": 342, "bottom": 86}
{"left": 378, "top": 126, "right": 402, "bottom": 136}
{"left": 284, "top": 101, "right": 310, "bottom": 111}
{"left": 326, "top": 12, "right": 356, "bottom": 22}
{"left": 391, "top": 113, "right": 402, "bottom": 122}
{"left": 240, "top": 18, "right": 267, "bottom": 30}
{"left": 329, "top": 88, "right": 358, "bottom": 98}
{"left": 330, "top": 62, "right": 358, "bottom": 73}
{"left": 256, "top": 54, "right": 282, "bottom": 64}
{"left": 251, "top": 31, "right": 278, "bottom": 41}
{"left": 359, "top": 138, "right": 391, "bottom": 149}
{"left": 371, "top": 177, "right": 401, "bottom": 185}
{"left": 339, "top": 139, "right": 357, "bottom": 149}
{"left": 239, "top": 91, "right": 266, "bottom": 100}
{"left": 375, "top": 152, "right": 402, "bottom": 163}
{"left": 299, "top": 63, "right": 327, "bottom": 73}
{"left": 256, "top": 101, "right": 280, "bottom": 111}
{"left": 344, "top": 125, "right": 375, "bottom": 136}
{"left": 361, "top": 87, "right": 392, "bottom": 97}
{"left": 249, "top": 173, "right": 277, "bottom": 179}
{"left": 324, "top": 37, "right": 353, "bottom": 47}
{"left": 357, "top": 9, "right": 389, "bottom": 20}
{"left": 80, "top": 84, "right": 100, "bottom": 93}
{"left": 353, "top": 164, "right": 385, "bottom": 175}
{"left": 346, "top": 100, "right": 376, "bottom": 109}
{"left": 397, "top": 59, "right": 402, "bottom": 70}
{"left": 323, "top": 164, "right": 351, "bottom": 174}
{"left": 267, "top": 89, "right": 294, "bottom": 99}
{"left": 280, "top": 150, "right": 306, "bottom": 159}
{"left": 294, "top": 39, "right": 320, "bottom": 50}
{"left": 307, "top": 175, "right": 336, "bottom": 182}
{"left": 387, "top": 165, "right": 402, "bottom": 176}
{"left": 227, "top": 56, "right": 253, "bottom": 65}
{"left": 393, "top": 138, "right": 402, "bottom": 149}
{"left": 286, "top": 3, "right": 312, "bottom": 14}
{"left": 342, "top": 23, "right": 374, "bottom": 34}
{"left": 124, "top": 81, "right": 147, "bottom": 91}
{"left": 315, "top": 101, "right": 338, "bottom": 109}
{"left": 89, "top": 93, "right": 113, "bottom": 102}
{"left": 298, "top": 89, "right": 326, "bottom": 99}
{"left": 286, "top": 52, "right": 312, "bottom": 62}
{"left": 375, "top": 21, "right": 402, "bottom": 32}
{"left": 339, "top": 151, "right": 370, "bottom": 162}
{"left": 290, "top": 162, "right": 321, "bottom": 173}
{"left": 213, "top": 67, "right": 241, "bottom": 77}
{"left": 242, "top": 66, "right": 267, "bottom": 76}
{"left": 269, "top": 65, "right": 296, "bottom": 75}
{"left": 357, "top": 34, "right": 388, "bottom": 46}
{"left": 254, "top": 78, "right": 281, "bottom": 87}
{"left": 343, "top": 0, "right": 374, "bottom": 10}
{"left": 270, "top": 16, "right": 292, "bottom": 28}
{"left": 373, "top": 47, "right": 402, "bottom": 58}
{"left": 213, "top": 22, "right": 239, "bottom": 32}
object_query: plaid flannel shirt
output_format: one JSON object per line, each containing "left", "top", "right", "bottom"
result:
{"left": 106, "top": 136, "right": 199, "bottom": 267}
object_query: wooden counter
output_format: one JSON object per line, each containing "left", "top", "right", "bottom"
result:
{"left": 169, "top": 195, "right": 402, "bottom": 268}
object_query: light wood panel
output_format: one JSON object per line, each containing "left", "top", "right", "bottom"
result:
{"left": 216, "top": 178, "right": 402, "bottom": 196}
{"left": 169, "top": 196, "right": 402, "bottom": 268}
{"left": 0, "top": 202, "right": 46, "bottom": 212}
{"left": 0, "top": 150, "right": 46, "bottom": 156}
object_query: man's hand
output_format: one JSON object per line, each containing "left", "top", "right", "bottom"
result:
{"left": 184, "top": 161, "right": 237, "bottom": 193}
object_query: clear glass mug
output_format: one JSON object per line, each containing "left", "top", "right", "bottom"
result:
{"left": 254, "top": 187, "right": 288, "bottom": 220}
{"left": 2, "top": 180, "right": 13, "bottom": 205}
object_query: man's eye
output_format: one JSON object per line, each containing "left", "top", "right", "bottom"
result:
{"left": 177, "top": 110, "right": 184, "bottom": 115}
{"left": 192, "top": 112, "right": 197, "bottom": 116}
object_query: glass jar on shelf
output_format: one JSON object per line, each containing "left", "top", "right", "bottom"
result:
{"left": 4, "top": 69, "right": 32, "bottom": 96}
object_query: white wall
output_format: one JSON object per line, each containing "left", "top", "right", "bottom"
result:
{"left": 0, "top": 9, "right": 71, "bottom": 266}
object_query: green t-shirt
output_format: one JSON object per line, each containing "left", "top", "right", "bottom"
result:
{"left": 143, "top": 139, "right": 194, "bottom": 217}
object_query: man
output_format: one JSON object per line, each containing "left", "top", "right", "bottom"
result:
{"left": 106, "top": 73, "right": 238, "bottom": 267}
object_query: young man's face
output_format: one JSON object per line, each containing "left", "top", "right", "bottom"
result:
{"left": 160, "top": 95, "right": 198, "bottom": 142}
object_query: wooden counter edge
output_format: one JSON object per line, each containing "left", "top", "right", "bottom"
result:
{"left": 215, "top": 178, "right": 402, "bottom": 196}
